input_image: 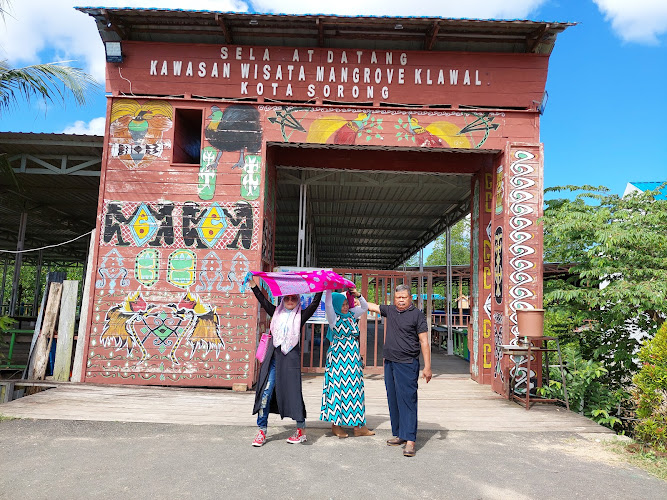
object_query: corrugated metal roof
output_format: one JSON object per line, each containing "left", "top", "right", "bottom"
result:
{"left": 77, "top": 7, "right": 574, "bottom": 54}
{"left": 0, "top": 132, "right": 102, "bottom": 262}
{"left": 273, "top": 144, "right": 479, "bottom": 269}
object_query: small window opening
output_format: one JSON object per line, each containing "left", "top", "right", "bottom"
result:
{"left": 173, "top": 108, "right": 203, "bottom": 164}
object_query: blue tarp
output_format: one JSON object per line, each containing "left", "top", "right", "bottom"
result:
{"left": 412, "top": 293, "right": 445, "bottom": 300}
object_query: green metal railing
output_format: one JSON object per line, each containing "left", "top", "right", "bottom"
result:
{"left": 1, "top": 329, "right": 31, "bottom": 370}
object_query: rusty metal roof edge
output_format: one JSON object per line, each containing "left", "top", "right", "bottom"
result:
{"left": 0, "top": 131, "right": 104, "bottom": 146}
{"left": 0, "top": 131, "right": 103, "bottom": 139}
{"left": 75, "top": 6, "right": 576, "bottom": 27}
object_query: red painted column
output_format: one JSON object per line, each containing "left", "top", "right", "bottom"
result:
{"left": 491, "top": 143, "right": 544, "bottom": 395}
{"left": 469, "top": 162, "right": 494, "bottom": 383}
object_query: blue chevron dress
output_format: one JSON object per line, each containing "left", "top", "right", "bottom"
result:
{"left": 320, "top": 316, "right": 367, "bottom": 426}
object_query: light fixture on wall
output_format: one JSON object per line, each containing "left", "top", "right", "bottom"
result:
{"left": 394, "top": 24, "right": 404, "bottom": 30}
{"left": 537, "top": 90, "right": 548, "bottom": 115}
{"left": 104, "top": 41, "right": 123, "bottom": 63}
{"left": 249, "top": 19, "right": 259, "bottom": 25}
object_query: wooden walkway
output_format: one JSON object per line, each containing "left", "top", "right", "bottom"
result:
{"left": 0, "top": 376, "right": 609, "bottom": 433}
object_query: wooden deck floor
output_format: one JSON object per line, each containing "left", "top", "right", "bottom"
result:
{"left": 0, "top": 375, "right": 608, "bottom": 434}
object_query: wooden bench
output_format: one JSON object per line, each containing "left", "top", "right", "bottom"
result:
{"left": 431, "top": 325, "right": 447, "bottom": 349}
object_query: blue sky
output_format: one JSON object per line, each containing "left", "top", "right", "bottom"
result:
{"left": 1, "top": 0, "right": 666, "bottom": 199}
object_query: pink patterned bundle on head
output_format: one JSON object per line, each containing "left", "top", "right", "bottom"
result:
{"left": 250, "top": 270, "right": 355, "bottom": 297}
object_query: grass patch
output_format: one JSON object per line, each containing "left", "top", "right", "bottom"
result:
{"left": 605, "top": 440, "right": 667, "bottom": 481}
{"left": 0, "top": 414, "right": 17, "bottom": 422}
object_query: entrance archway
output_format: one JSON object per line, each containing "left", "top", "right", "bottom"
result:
{"left": 267, "top": 143, "right": 492, "bottom": 375}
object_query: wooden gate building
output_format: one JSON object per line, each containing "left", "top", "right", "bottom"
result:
{"left": 76, "top": 8, "right": 571, "bottom": 395}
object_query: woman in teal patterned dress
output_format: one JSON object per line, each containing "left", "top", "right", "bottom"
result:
{"left": 320, "top": 288, "right": 375, "bottom": 438}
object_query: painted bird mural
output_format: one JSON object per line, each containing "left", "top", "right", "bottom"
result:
{"left": 168, "top": 292, "right": 225, "bottom": 364}
{"left": 407, "top": 114, "right": 445, "bottom": 147}
{"left": 100, "top": 291, "right": 151, "bottom": 362}
{"left": 406, "top": 114, "right": 471, "bottom": 148}
{"left": 109, "top": 99, "right": 173, "bottom": 168}
{"left": 205, "top": 105, "right": 262, "bottom": 169}
{"left": 306, "top": 112, "right": 371, "bottom": 145}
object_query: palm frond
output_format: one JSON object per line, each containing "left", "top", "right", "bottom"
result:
{"left": 0, "top": 59, "right": 101, "bottom": 114}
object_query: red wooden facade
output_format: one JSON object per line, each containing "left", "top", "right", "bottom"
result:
{"left": 81, "top": 32, "right": 549, "bottom": 394}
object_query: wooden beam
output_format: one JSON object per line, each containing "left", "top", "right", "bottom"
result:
{"left": 26, "top": 282, "right": 63, "bottom": 393}
{"left": 425, "top": 21, "right": 440, "bottom": 51}
{"left": 317, "top": 18, "right": 325, "bottom": 47}
{"left": 215, "top": 14, "right": 233, "bottom": 44}
{"left": 101, "top": 9, "right": 127, "bottom": 39}
{"left": 527, "top": 23, "right": 550, "bottom": 53}
{"left": 52, "top": 280, "right": 78, "bottom": 382}
{"left": 71, "top": 230, "right": 96, "bottom": 383}
{"left": 271, "top": 146, "right": 484, "bottom": 175}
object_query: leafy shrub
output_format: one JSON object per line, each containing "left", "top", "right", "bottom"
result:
{"left": 538, "top": 344, "right": 627, "bottom": 429}
{"left": 632, "top": 321, "right": 667, "bottom": 451}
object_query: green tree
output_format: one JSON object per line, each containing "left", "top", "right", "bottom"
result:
{"left": 0, "top": 1, "right": 99, "bottom": 115}
{"left": 426, "top": 217, "right": 470, "bottom": 266}
{"left": 400, "top": 254, "right": 419, "bottom": 268}
{"left": 632, "top": 321, "right": 667, "bottom": 451}
{"left": 543, "top": 185, "right": 667, "bottom": 388}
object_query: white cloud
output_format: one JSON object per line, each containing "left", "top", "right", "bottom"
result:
{"left": 0, "top": 1, "right": 249, "bottom": 82}
{"left": 250, "top": 0, "right": 546, "bottom": 18}
{"left": 61, "top": 117, "right": 107, "bottom": 135}
{"left": 593, "top": 0, "right": 667, "bottom": 44}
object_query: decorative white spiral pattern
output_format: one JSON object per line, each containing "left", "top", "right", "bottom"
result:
{"left": 508, "top": 150, "right": 538, "bottom": 391}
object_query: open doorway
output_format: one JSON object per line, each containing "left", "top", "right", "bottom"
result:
{"left": 267, "top": 143, "right": 492, "bottom": 377}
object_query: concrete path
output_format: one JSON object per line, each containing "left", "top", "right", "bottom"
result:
{"left": 0, "top": 419, "right": 663, "bottom": 500}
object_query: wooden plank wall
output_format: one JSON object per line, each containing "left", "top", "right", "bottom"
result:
{"left": 108, "top": 42, "right": 550, "bottom": 109}
{"left": 83, "top": 100, "right": 264, "bottom": 387}
{"left": 83, "top": 84, "right": 542, "bottom": 388}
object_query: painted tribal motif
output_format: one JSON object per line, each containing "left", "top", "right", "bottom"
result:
{"left": 100, "top": 291, "right": 224, "bottom": 365}
{"left": 508, "top": 149, "right": 539, "bottom": 392}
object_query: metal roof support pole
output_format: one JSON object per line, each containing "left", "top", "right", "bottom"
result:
{"left": 446, "top": 225, "right": 453, "bottom": 355}
{"left": 307, "top": 218, "right": 318, "bottom": 267}
{"left": 1, "top": 260, "right": 7, "bottom": 313}
{"left": 418, "top": 249, "right": 424, "bottom": 311}
{"left": 32, "top": 249, "right": 43, "bottom": 316}
{"left": 9, "top": 211, "right": 28, "bottom": 316}
{"left": 296, "top": 174, "right": 307, "bottom": 267}
{"left": 305, "top": 188, "right": 317, "bottom": 267}
{"left": 305, "top": 221, "right": 311, "bottom": 267}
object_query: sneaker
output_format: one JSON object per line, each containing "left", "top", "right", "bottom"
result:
{"left": 286, "top": 428, "right": 307, "bottom": 444}
{"left": 252, "top": 429, "right": 266, "bottom": 447}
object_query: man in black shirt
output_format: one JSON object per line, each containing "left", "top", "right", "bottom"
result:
{"left": 367, "top": 284, "right": 432, "bottom": 457}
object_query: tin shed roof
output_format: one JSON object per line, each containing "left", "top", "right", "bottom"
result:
{"left": 0, "top": 132, "right": 102, "bottom": 263}
{"left": 76, "top": 7, "right": 573, "bottom": 54}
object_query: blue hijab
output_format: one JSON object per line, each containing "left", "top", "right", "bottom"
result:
{"left": 327, "top": 292, "right": 355, "bottom": 342}
{"left": 331, "top": 292, "right": 354, "bottom": 319}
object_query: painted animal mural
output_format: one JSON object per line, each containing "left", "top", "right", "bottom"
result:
{"left": 205, "top": 105, "right": 262, "bottom": 169}
{"left": 109, "top": 100, "right": 173, "bottom": 168}
{"left": 306, "top": 112, "right": 373, "bottom": 144}
{"left": 101, "top": 291, "right": 225, "bottom": 365}
{"left": 405, "top": 114, "right": 470, "bottom": 148}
